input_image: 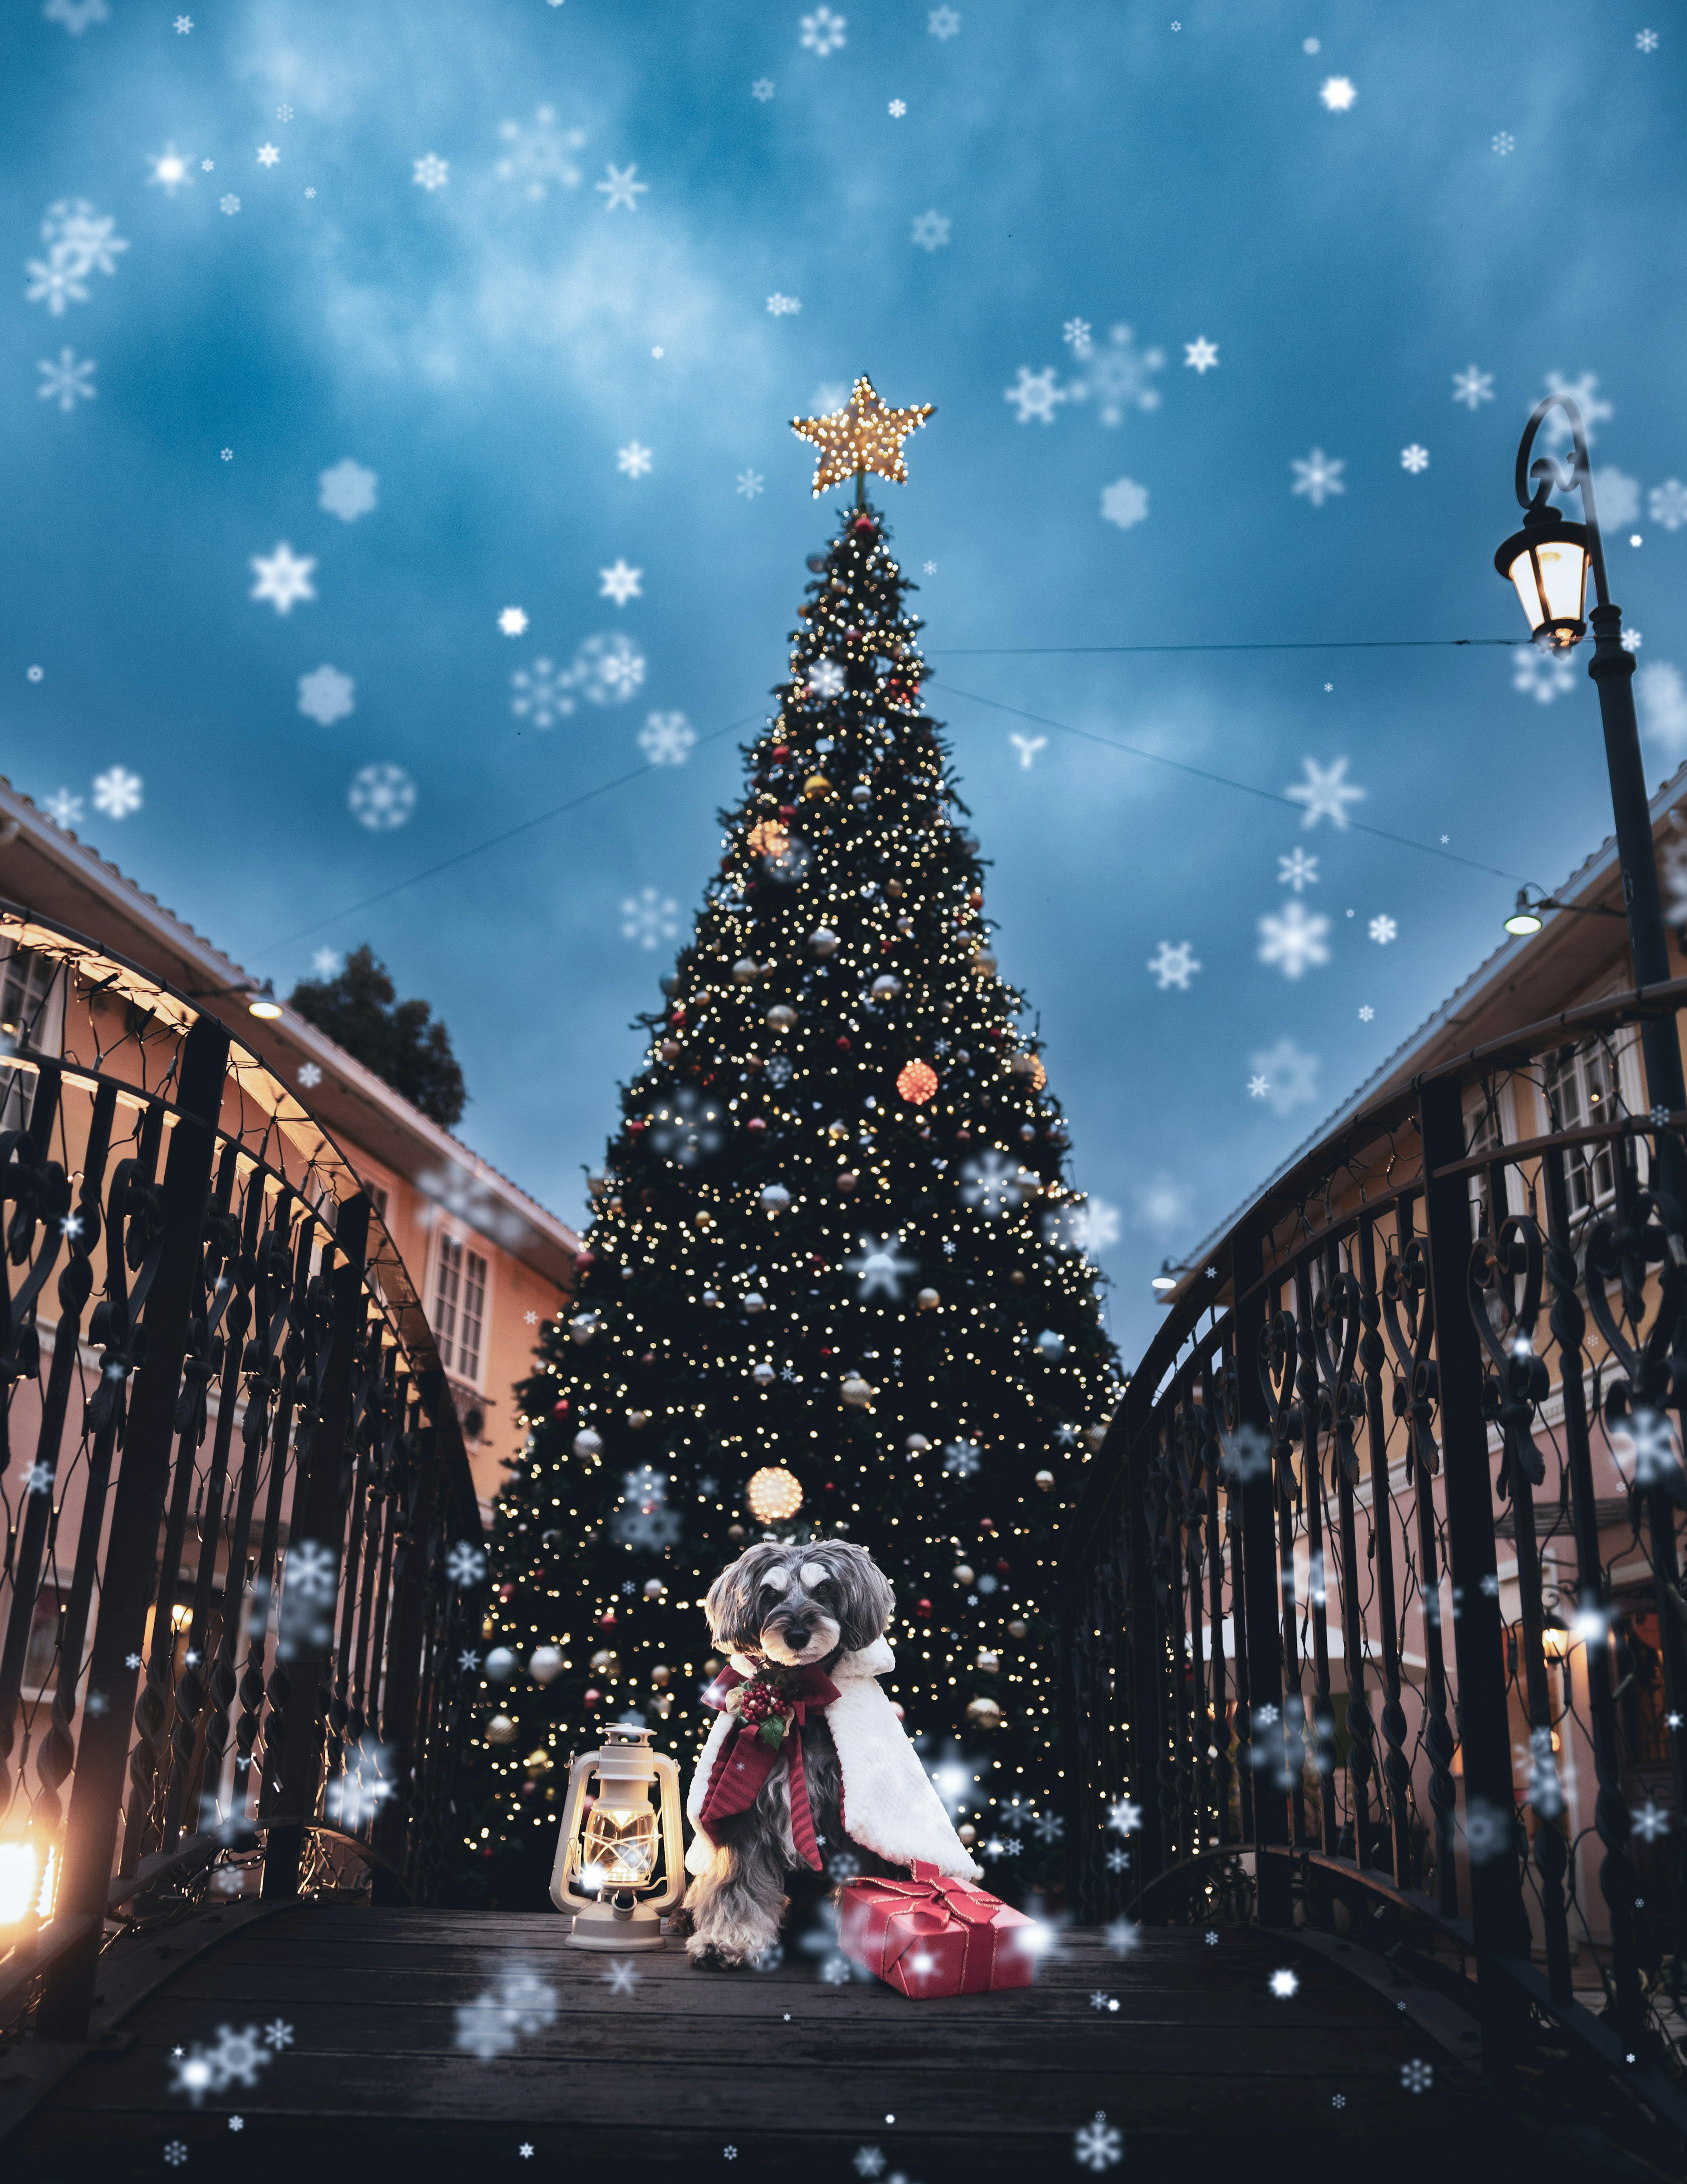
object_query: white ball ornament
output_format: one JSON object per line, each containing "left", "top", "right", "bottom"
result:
{"left": 573, "top": 1427, "right": 604, "bottom": 1459}
{"left": 952, "top": 1564, "right": 976, "bottom": 1587}
{"left": 869, "top": 974, "right": 902, "bottom": 1001}
{"left": 840, "top": 1375, "right": 876, "bottom": 1409}
{"left": 643, "top": 1578, "right": 666, "bottom": 1599}
{"left": 744, "top": 1292, "right": 767, "bottom": 1313}
{"left": 752, "top": 1361, "right": 777, "bottom": 1386}
{"left": 486, "top": 1713, "right": 518, "bottom": 1745}
{"left": 760, "top": 1183, "right": 792, "bottom": 1212}
{"left": 528, "top": 1646, "right": 565, "bottom": 1687}
{"left": 808, "top": 927, "right": 841, "bottom": 958}
{"left": 484, "top": 1647, "right": 518, "bottom": 1682}
{"left": 765, "top": 1004, "right": 797, "bottom": 1032}
{"left": 569, "top": 1313, "right": 599, "bottom": 1345}
{"left": 906, "top": 1433, "right": 931, "bottom": 1453}
{"left": 731, "top": 958, "right": 759, "bottom": 983}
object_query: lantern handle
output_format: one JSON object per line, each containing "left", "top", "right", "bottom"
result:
{"left": 1513, "top": 392, "right": 1611, "bottom": 613}
{"left": 549, "top": 1750, "right": 597, "bottom": 1914}
{"left": 651, "top": 1751, "right": 687, "bottom": 1916}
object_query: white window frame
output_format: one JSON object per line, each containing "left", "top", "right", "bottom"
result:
{"left": 431, "top": 1224, "right": 491, "bottom": 1391}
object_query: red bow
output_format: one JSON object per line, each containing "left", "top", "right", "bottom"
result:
{"left": 696, "top": 1663, "right": 839, "bottom": 1870}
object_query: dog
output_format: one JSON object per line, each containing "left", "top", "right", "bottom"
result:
{"left": 677, "top": 1538, "right": 981, "bottom": 1968}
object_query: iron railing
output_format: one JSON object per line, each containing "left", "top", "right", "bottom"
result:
{"left": 0, "top": 907, "right": 486, "bottom": 2039}
{"left": 1059, "top": 980, "right": 1687, "bottom": 2147}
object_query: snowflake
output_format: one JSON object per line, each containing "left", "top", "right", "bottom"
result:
{"left": 911, "top": 210, "right": 952, "bottom": 251}
{"left": 807, "top": 659, "right": 847, "bottom": 698}
{"left": 25, "top": 1461, "right": 54, "bottom": 1495}
{"left": 599, "top": 559, "right": 644, "bottom": 606}
{"left": 1147, "top": 940, "right": 1200, "bottom": 991}
{"left": 1401, "top": 443, "right": 1430, "bottom": 472}
{"left": 444, "top": 1541, "right": 489, "bottom": 1591}
{"left": 297, "top": 1062, "right": 322, "bottom": 1089}
{"left": 1258, "top": 901, "right": 1330, "bottom": 979}
{"left": 257, "top": 144, "right": 280, "bottom": 167}
{"left": 1278, "top": 847, "right": 1318, "bottom": 892}
{"left": 1066, "top": 1196, "right": 1120, "bottom": 1253}
{"left": 602, "top": 1958, "right": 641, "bottom": 1995}
{"left": 170, "top": 2024, "right": 272, "bottom": 2104}
{"left": 1452, "top": 363, "right": 1494, "bottom": 410}
{"left": 1009, "top": 732, "right": 1048, "bottom": 767}
{"left": 576, "top": 633, "right": 646, "bottom": 703}
{"left": 1613, "top": 1408, "right": 1681, "bottom": 1489}
{"left": 455, "top": 1967, "right": 559, "bottom": 2058}
{"left": 165, "top": 2144, "right": 188, "bottom": 2166}
{"left": 1269, "top": 1967, "right": 1299, "bottom": 1998}
{"left": 92, "top": 766, "right": 143, "bottom": 820}
{"left": 1361, "top": 915, "right": 1398, "bottom": 949}
{"left": 495, "top": 108, "right": 586, "bottom": 200}
{"left": 766, "top": 292, "right": 803, "bottom": 315}
{"left": 801, "top": 7, "right": 848, "bottom": 56}
{"left": 961, "top": 1150, "right": 1026, "bottom": 1216}
{"left": 1004, "top": 366, "right": 1065, "bottom": 425}
{"left": 597, "top": 163, "right": 648, "bottom": 211}
{"left": 751, "top": 78, "right": 776, "bottom": 100}
{"left": 854, "top": 2151, "right": 887, "bottom": 2180}
{"left": 324, "top": 1734, "right": 396, "bottom": 1830}
{"left": 845, "top": 1232, "right": 918, "bottom": 1299}
{"left": 1100, "top": 477, "right": 1149, "bottom": 530}
{"left": 1622, "top": 628, "right": 1644, "bottom": 655}
{"left": 348, "top": 763, "right": 415, "bottom": 830}
{"left": 148, "top": 145, "right": 195, "bottom": 195}
{"left": 1184, "top": 335, "right": 1219, "bottom": 373}
{"left": 25, "top": 255, "right": 89, "bottom": 315}
{"left": 27, "top": 200, "right": 128, "bottom": 316}
{"left": 38, "top": 784, "right": 79, "bottom": 827}
{"left": 499, "top": 607, "right": 529, "bottom": 637}
{"left": 765, "top": 1054, "right": 793, "bottom": 1088}
{"left": 1103, "top": 1918, "right": 1139, "bottom": 1956}
{"left": 1249, "top": 1038, "right": 1319, "bottom": 1116}
{"left": 1639, "top": 662, "right": 1687, "bottom": 750}
{"left": 175, "top": 11, "right": 191, "bottom": 25}
{"left": 736, "top": 469, "right": 765, "bottom": 497}
{"left": 640, "top": 711, "right": 694, "bottom": 765}
{"left": 1089, "top": 1990, "right": 1113, "bottom": 2010}
{"left": 1359, "top": 1004, "right": 1374, "bottom": 1021}
{"left": 220, "top": 194, "right": 242, "bottom": 215}
{"left": 511, "top": 657, "right": 577, "bottom": 728}
{"left": 1400, "top": 2058, "right": 1433, "bottom": 2094}
{"left": 37, "top": 348, "right": 96, "bottom": 412}
{"left": 1319, "top": 76, "right": 1358, "bottom": 110}
{"left": 1074, "top": 2110, "right": 1123, "bottom": 2170}
{"left": 1638, "top": 27, "right": 1659, "bottom": 50}
{"left": 413, "top": 153, "right": 450, "bottom": 192}
{"left": 1649, "top": 479, "right": 1687, "bottom": 530}
{"left": 928, "top": 5, "right": 961, "bottom": 35}
{"left": 1291, "top": 447, "right": 1346, "bottom": 506}
{"left": 622, "top": 887, "right": 680, "bottom": 950}
{"left": 45, "top": 0, "right": 109, "bottom": 27}
{"left": 319, "top": 458, "right": 378, "bottom": 521}
{"left": 1492, "top": 131, "right": 1515, "bottom": 155}
{"left": 1286, "top": 755, "right": 1365, "bottom": 827}
{"left": 250, "top": 542, "right": 317, "bottom": 615}
{"left": 1105, "top": 1797, "right": 1141, "bottom": 1836}
{"left": 1068, "top": 323, "right": 1164, "bottom": 424}
{"left": 1104, "top": 1846, "right": 1130, "bottom": 1873}
{"left": 277, "top": 104, "right": 294, "bottom": 121}
{"left": 298, "top": 665, "right": 355, "bottom": 726}
{"left": 888, "top": 99, "right": 907, "bottom": 117}
{"left": 1063, "top": 318, "right": 1093, "bottom": 354}
{"left": 1542, "top": 370, "right": 1612, "bottom": 450}
{"left": 617, "top": 441, "right": 654, "bottom": 478}
{"left": 1513, "top": 646, "right": 1576, "bottom": 704}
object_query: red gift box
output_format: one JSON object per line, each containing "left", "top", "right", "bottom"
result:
{"left": 838, "top": 1861, "right": 1038, "bottom": 1999}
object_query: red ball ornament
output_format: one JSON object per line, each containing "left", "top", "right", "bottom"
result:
{"left": 996, "top": 1559, "right": 1011, "bottom": 1577}
{"left": 836, "top": 1035, "right": 851, "bottom": 1051}
{"left": 551, "top": 1400, "right": 570, "bottom": 1420}
{"left": 853, "top": 515, "right": 874, "bottom": 533}
{"left": 778, "top": 803, "right": 797, "bottom": 820}
{"left": 628, "top": 1118, "right": 647, "bottom": 1136}
{"left": 772, "top": 744, "right": 789, "bottom": 760}
{"left": 747, "top": 1117, "right": 766, "bottom": 1133}
{"left": 915, "top": 1598, "right": 933, "bottom": 1619}
{"left": 583, "top": 1688, "right": 602, "bottom": 1709}
{"left": 597, "top": 1609, "right": 617, "bottom": 1629}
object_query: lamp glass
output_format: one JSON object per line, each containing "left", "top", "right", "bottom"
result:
{"left": 1503, "top": 537, "right": 1589, "bottom": 650}
{"left": 247, "top": 997, "right": 283, "bottom": 1020}
{"left": 1504, "top": 907, "right": 1545, "bottom": 937}
{"left": 582, "top": 1797, "right": 659, "bottom": 1887}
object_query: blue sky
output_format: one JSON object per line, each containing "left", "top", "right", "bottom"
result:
{"left": 2, "top": 0, "right": 1683, "bottom": 1359}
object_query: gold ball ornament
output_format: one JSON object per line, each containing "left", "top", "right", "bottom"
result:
{"left": 916, "top": 1288, "right": 941, "bottom": 1312}
{"left": 965, "top": 1696, "right": 1003, "bottom": 1729}
{"left": 952, "top": 1564, "right": 976, "bottom": 1588}
{"left": 522, "top": 1747, "right": 554, "bottom": 1778}
{"left": 977, "top": 1650, "right": 1001, "bottom": 1675}
{"left": 1035, "top": 1469, "right": 1055, "bottom": 1491}
{"left": 650, "top": 1665, "right": 673, "bottom": 1687}
{"left": 896, "top": 1059, "right": 938, "bottom": 1105}
{"left": 588, "top": 1648, "right": 621, "bottom": 1679}
{"left": 765, "top": 1004, "right": 797, "bottom": 1031}
{"left": 803, "top": 773, "right": 833, "bottom": 801}
{"left": 840, "top": 1375, "right": 876, "bottom": 1409}
{"left": 1007, "top": 1619, "right": 1028, "bottom": 1640}
{"left": 957, "top": 1823, "right": 977, "bottom": 1847}
{"left": 731, "top": 958, "right": 760, "bottom": 983}
{"left": 486, "top": 1713, "right": 518, "bottom": 1746}
{"left": 747, "top": 1465, "right": 804, "bottom": 1523}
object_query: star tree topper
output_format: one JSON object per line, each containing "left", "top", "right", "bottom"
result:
{"left": 791, "top": 376, "right": 935, "bottom": 497}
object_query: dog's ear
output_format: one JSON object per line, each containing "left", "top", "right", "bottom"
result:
{"left": 812, "top": 1540, "right": 895, "bottom": 1653}
{"left": 703, "top": 1543, "right": 784, "bottom": 1648}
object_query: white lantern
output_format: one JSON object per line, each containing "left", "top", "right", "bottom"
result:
{"left": 1494, "top": 505, "right": 1590, "bottom": 652}
{"left": 550, "top": 1726, "right": 684, "bottom": 1950}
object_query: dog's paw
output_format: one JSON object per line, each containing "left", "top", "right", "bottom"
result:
{"left": 685, "top": 1936, "right": 742, "bottom": 1970}
{"left": 664, "top": 1902, "right": 696, "bottom": 1938}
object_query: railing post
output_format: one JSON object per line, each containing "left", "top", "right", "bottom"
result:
{"left": 1232, "top": 1214, "right": 1290, "bottom": 1925}
{"left": 371, "top": 1404, "right": 440, "bottom": 1888}
{"left": 1125, "top": 1393, "right": 1165, "bottom": 1906}
{"left": 36, "top": 1016, "right": 230, "bottom": 2040}
{"left": 261, "top": 1194, "right": 371, "bottom": 1901}
{"left": 1417, "top": 1072, "right": 1531, "bottom": 2067}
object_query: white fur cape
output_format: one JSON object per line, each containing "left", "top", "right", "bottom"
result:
{"left": 685, "top": 1637, "right": 984, "bottom": 1882}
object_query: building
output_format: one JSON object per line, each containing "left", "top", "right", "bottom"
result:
{"left": 0, "top": 777, "right": 578, "bottom": 1520}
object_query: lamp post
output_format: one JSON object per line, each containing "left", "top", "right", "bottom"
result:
{"left": 1495, "top": 394, "right": 1686, "bottom": 1185}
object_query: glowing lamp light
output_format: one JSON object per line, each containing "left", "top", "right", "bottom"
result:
{"left": 246, "top": 993, "right": 283, "bottom": 1021}
{"left": 1503, "top": 889, "right": 1545, "bottom": 938}
{"left": 746, "top": 1464, "right": 803, "bottom": 1523}
{"left": 551, "top": 1725, "right": 684, "bottom": 1949}
{"left": 0, "top": 1837, "right": 55, "bottom": 1926}
{"left": 1495, "top": 505, "right": 1591, "bottom": 652}
{"left": 896, "top": 1059, "right": 938, "bottom": 1105}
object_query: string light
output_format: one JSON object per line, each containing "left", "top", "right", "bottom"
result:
{"left": 790, "top": 377, "right": 936, "bottom": 496}
{"left": 746, "top": 1466, "right": 804, "bottom": 1523}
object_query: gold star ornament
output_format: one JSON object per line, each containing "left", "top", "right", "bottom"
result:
{"left": 790, "top": 376, "right": 935, "bottom": 496}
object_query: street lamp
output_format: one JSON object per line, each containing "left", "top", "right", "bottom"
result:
{"left": 1495, "top": 394, "right": 1686, "bottom": 1173}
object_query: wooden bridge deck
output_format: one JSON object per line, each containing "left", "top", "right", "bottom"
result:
{"left": 4, "top": 1902, "right": 1527, "bottom": 2180}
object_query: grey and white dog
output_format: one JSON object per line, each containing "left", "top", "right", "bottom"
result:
{"left": 680, "top": 1538, "right": 897, "bottom": 1968}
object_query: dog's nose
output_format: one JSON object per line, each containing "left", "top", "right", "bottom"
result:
{"left": 784, "top": 1624, "right": 811, "bottom": 1647}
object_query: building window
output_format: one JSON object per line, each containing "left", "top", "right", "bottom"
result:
{"left": 0, "top": 945, "right": 65, "bottom": 1130}
{"left": 433, "top": 1231, "right": 488, "bottom": 1386}
{"left": 1541, "top": 1040, "right": 1619, "bottom": 1219}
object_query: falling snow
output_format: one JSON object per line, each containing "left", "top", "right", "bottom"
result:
{"left": 1290, "top": 448, "right": 1346, "bottom": 507}
{"left": 1003, "top": 366, "right": 1065, "bottom": 425}
{"left": 623, "top": 887, "right": 681, "bottom": 950}
{"left": 37, "top": 348, "right": 96, "bottom": 411}
{"left": 348, "top": 762, "right": 416, "bottom": 830}
{"left": 640, "top": 711, "right": 695, "bottom": 765}
{"left": 1286, "top": 755, "right": 1365, "bottom": 827}
{"left": 1258, "top": 901, "right": 1330, "bottom": 979}
{"left": 319, "top": 459, "right": 378, "bottom": 521}
{"left": 1147, "top": 940, "right": 1200, "bottom": 991}
{"left": 1452, "top": 363, "right": 1495, "bottom": 410}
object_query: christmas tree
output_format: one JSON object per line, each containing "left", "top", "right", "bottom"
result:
{"left": 470, "top": 381, "right": 1121, "bottom": 1907}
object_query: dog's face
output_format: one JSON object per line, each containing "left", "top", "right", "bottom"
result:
{"left": 704, "top": 1539, "right": 894, "bottom": 1668}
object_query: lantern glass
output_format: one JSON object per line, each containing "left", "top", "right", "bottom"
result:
{"left": 550, "top": 1725, "right": 684, "bottom": 1948}
{"left": 1496, "top": 513, "right": 1589, "bottom": 651}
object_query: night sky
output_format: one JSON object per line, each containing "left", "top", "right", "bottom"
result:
{"left": 3, "top": 0, "right": 1682, "bottom": 1360}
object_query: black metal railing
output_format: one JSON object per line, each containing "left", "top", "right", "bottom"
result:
{"left": 0, "top": 907, "right": 485, "bottom": 2039}
{"left": 1060, "top": 980, "right": 1687, "bottom": 2144}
